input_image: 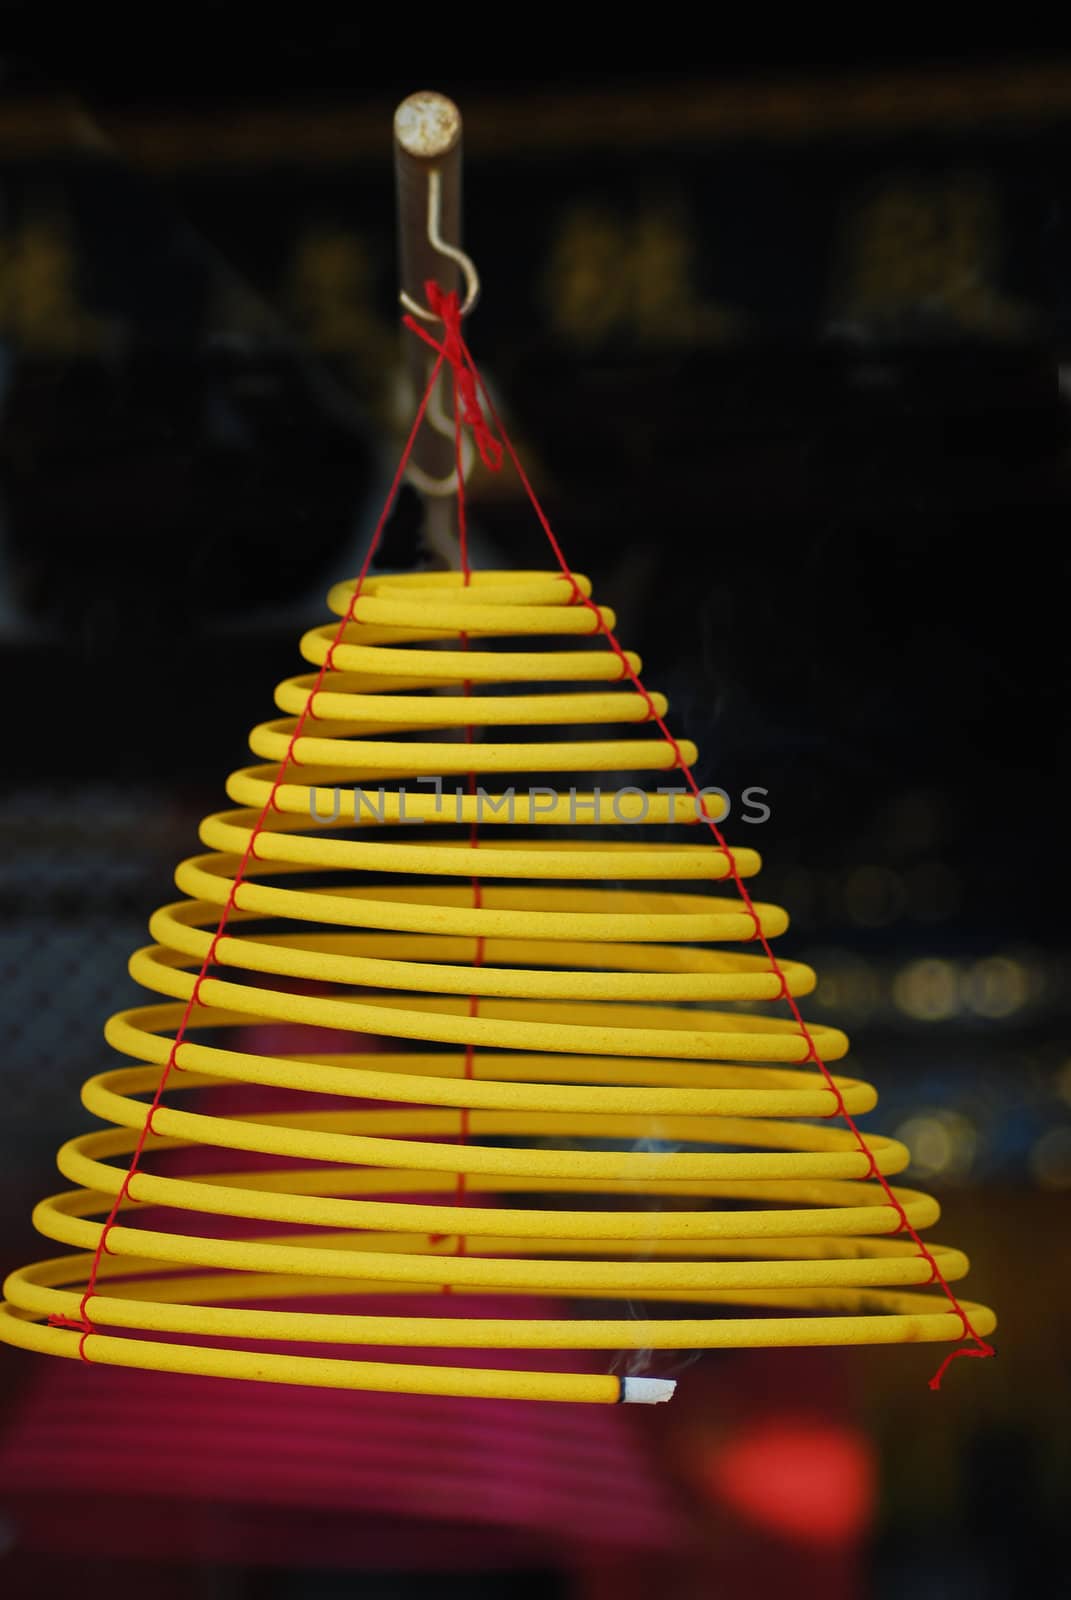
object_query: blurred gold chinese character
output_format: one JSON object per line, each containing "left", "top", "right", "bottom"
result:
{"left": 0, "top": 214, "right": 105, "bottom": 352}
{"left": 544, "top": 204, "right": 741, "bottom": 347}
{"left": 835, "top": 176, "right": 1029, "bottom": 335}
{"left": 286, "top": 229, "right": 395, "bottom": 405}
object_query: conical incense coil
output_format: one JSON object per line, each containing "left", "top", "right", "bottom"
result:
{"left": 0, "top": 569, "right": 996, "bottom": 1403}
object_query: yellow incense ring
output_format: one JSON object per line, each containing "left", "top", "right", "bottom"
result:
{"left": 0, "top": 571, "right": 996, "bottom": 1403}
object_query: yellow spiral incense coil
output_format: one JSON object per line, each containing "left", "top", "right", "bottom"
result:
{"left": 0, "top": 569, "right": 996, "bottom": 1404}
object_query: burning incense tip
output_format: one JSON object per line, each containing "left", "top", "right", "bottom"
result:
{"left": 622, "top": 1376, "right": 676, "bottom": 1404}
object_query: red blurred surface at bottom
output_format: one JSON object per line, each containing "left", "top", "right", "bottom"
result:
{"left": 0, "top": 1329, "right": 873, "bottom": 1599}
{"left": 0, "top": 1295, "right": 686, "bottom": 1570}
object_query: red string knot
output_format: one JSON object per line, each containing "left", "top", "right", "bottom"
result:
{"left": 637, "top": 687, "right": 660, "bottom": 722}
{"left": 918, "top": 1253, "right": 941, "bottom": 1286}
{"left": 406, "top": 283, "right": 504, "bottom": 472}
{"left": 49, "top": 1312, "right": 95, "bottom": 1363}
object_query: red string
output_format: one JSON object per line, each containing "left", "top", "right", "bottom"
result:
{"left": 436, "top": 309, "right": 498, "bottom": 1278}
{"left": 927, "top": 1342, "right": 995, "bottom": 1391}
{"left": 50, "top": 343, "right": 450, "bottom": 1354}
{"left": 431, "top": 292, "right": 993, "bottom": 1390}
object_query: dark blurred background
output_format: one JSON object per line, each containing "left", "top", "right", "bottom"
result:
{"left": 0, "top": 23, "right": 1069, "bottom": 1600}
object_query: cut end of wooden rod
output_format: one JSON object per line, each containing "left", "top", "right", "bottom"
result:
{"left": 622, "top": 1376, "right": 677, "bottom": 1404}
{"left": 394, "top": 91, "right": 462, "bottom": 160}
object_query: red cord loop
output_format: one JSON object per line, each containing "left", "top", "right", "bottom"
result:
{"left": 637, "top": 689, "right": 659, "bottom": 721}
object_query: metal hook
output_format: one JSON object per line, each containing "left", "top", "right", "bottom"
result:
{"left": 393, "top": 91, "right": 478, "bottom": 556}
{"left": 399, "top": 168, "right": 481, "bottom": 323}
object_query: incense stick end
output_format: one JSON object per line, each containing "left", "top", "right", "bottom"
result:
{"left": 622, "top": 1376, "right": 676, "bottom": 1404}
